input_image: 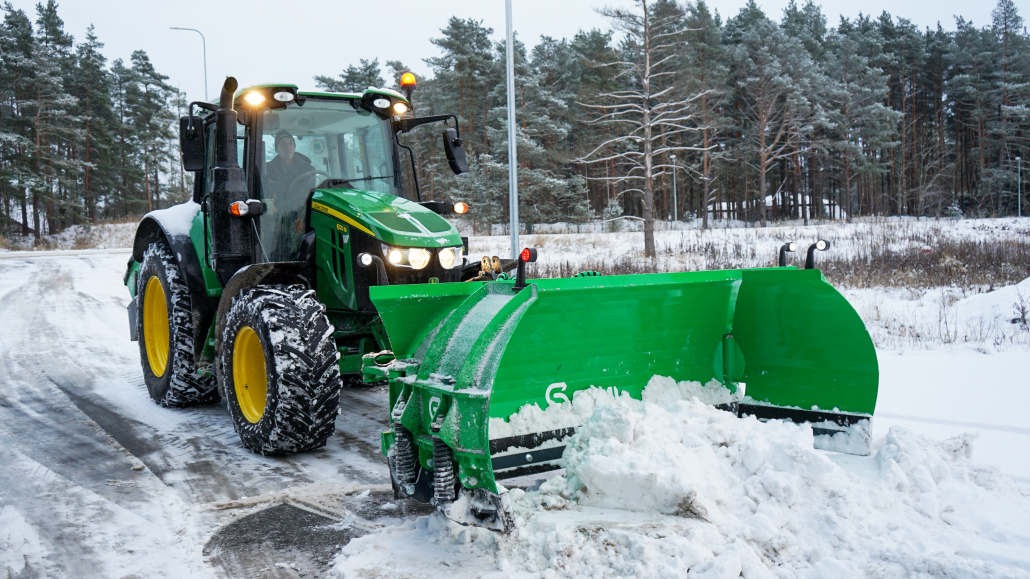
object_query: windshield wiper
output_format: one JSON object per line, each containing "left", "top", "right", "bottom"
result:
{"left": 316, "top": 176, "right": 394, "bottom": 189}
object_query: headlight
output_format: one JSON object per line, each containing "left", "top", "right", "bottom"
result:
{"left": 408, "top": 248, "right": 431, "bottom": 270}
{"left": 381, "top": 245, "right": 458, "bottom": 270}
{"left": 244, "top": 92, "right": 265, "bottom": 106}
{"left": 438, "top": 247, "right": 456, "bottom": 269}
{"left": 392, "top": 102, "right": 409, "bottom": 115}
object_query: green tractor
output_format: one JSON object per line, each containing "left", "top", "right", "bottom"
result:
{"left": 125, "top": 76, "right": 477, "bottom": 454}
{"left": 126, "top": 77, "right": 879, "bottom": 535}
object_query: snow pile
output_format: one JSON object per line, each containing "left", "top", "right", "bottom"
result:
{"left": 331, "top": 381, "right": 1030, "bottom": 578}
{"left": 642, "top": 375, "right": 738, "bottom": 406}
{"left": 954, "top": 276, "right": 1030, "bottom": 331}
{"left": 488, "top": 385, "right": 631, "bottom": 439}
{"left": 489, "top": 375, "right": 735, "bottom": 439}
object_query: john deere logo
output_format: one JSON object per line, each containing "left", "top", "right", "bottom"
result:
{"left": 428, "top": 396, "right": 441, "bottom": 420}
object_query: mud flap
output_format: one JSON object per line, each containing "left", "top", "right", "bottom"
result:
{"left": 443, "top": 487, "right": 518, "bottom": 536}
{"left": 128, "top": 294, "right": 139, "bottom": 341}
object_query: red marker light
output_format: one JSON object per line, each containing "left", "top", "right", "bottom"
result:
{"left": 520, "top": 248, "right": 537, "bottom": 262}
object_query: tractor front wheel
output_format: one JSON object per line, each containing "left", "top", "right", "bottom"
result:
{"left": 221, "top": 285, "right": 343, "bottom": 454}
{"left": 136, "top": 240, "right": 218, "bottom": 406}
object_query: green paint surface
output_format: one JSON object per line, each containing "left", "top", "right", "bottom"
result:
{"left": 370, "top": 267, "right": 878, "bottom": 493}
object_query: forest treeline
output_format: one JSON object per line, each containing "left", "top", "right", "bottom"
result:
{"left": 2, "top": 0, "right": 1028, "bottom": 244}
{"left": 0, "top": 1, "right": 186, "bottom": 240}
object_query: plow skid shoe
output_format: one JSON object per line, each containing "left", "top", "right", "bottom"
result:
{"left": 370, "top": 268, "right": 878, "bottom": 529}
{"left": 444, "top": 488, "right": 518, "bottom": 536}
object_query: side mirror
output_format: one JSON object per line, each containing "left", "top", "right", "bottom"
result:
{"left": 179, "top": 116, "right": 205, "bottom": 172}
{"left": 443, "top": 128, "right": 468, "bottom": 175}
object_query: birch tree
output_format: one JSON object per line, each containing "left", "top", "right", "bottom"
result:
{"left": 576, "top": 0, "right": 703, "bottom": 258}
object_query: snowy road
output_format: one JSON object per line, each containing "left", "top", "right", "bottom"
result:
{"left": 0, "top": 251, "right": 426, "bottom": 578}
{"left": 1, "top": 249, "right": 1028, "bottom": 577}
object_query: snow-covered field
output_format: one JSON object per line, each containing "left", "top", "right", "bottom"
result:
{"left": 482, "top": 216, "right": 1030, "bottom": 278}
{"left": 0, "top": 217, "right": 1027, "bottom": 578}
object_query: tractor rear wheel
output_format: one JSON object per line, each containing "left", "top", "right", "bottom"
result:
{"left": 220, "top": 285, "right": 343, "bottom": 454}
{"left": 136, "top": 240, "right": 219, "bottom": 406}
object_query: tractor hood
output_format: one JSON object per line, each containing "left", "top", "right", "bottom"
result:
{"left": 310, "top": 187, "right": 462, "bottom": 248}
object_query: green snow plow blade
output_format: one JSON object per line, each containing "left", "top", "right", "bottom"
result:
{"left": 364, "top": 267, "right": 878, "bottom": 532}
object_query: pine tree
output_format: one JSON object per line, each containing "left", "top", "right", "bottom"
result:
{"left": 485, "top": 35, "right": 591, "bottom": 229}
{"left": 425, "top": 18, "right": 497, "bottom": 157}
{"left": 26, "top": 0, "right": 85, "bottom": 238}
{"left": 109, "top": 58, "right": 145, "bottom": 216}
{"left": 314, "top": 58, "right": 385, "bottom": 93}
{"left": 725, "top": 1, "right": 823, "bottom": 226}
{"left": 683, "top": 0, "right": 728, "bottom": 228}
{"left": 69, "top": 25, "right": 116, "bottom": 221}
{"left": 0, "top": 3, "right": 36, "bottom": 236}
{"left": 989, "top": 0, "right": 1029, "bottom": 213}
{"left": 127, "top": 50, "right": 176, "bottom": 212}
{"left": 823, "top": 20, "right": 900, "bottom": 221}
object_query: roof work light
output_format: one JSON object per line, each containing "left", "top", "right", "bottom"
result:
{"left": 400, "top": 72, "right": 416, "bottom": 102}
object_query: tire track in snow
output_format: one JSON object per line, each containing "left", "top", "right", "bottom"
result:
{"left": 0, "top": 252, "right": 400, "bottom": 577}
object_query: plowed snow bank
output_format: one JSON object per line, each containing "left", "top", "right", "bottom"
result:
{"left": 331, "top": 382, "right": 1030, "bottom": 578}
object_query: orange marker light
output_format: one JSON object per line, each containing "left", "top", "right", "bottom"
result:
{"left": 453, "top": 202, "right": 469, "bottom": 214}
{"left": 400, "top": 72, "right": 417, "bottom": 87}
{"left": 229, "top": 201, "right": 248, "bottom": 216}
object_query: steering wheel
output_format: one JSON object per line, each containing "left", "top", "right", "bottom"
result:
{"left": 289, "top": 169, "right": 332, "bottom": 192}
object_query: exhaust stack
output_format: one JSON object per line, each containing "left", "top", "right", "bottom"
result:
{"left": 208, "top": 77, "right": 254, "bottom": 285}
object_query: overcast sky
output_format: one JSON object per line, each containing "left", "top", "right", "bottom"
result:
{"left": 8, "top": 0, "right": 1021, "bottom": 104}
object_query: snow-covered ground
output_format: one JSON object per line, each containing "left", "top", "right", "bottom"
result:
{"left": 0, "top": 221, "right": 137, "bottom": 252}
{"left": 0, "top": 217, "right": 1027, "bottom": 578}
{"left": 0, "top": 252, "right": 395, "bottom": 578}
{"left": 332, "top": 386, "right": 1030, "bottom": 578}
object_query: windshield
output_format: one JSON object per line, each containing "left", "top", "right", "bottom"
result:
{"left": 254, "top": 99, "right": 400, "bottom": 260}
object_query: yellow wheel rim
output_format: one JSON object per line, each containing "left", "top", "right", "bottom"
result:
{"left": 142, "top": 276, "right": 170, "bottom": 377}
{"left": 233, "top": 326, "right": 268, "bottom": 423}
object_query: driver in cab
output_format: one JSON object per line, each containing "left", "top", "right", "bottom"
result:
{"left": 266, "top": 129, "right": 314, "bottom": 197}
{"left": 264, "top": 129, "right": 314, "bottom": 236}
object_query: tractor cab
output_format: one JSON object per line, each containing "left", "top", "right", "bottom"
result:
{"left": 181, "top": 82, "right": 471, "bottom": 286}
{"left": 233, "top": 88, "right": 409, "bottom": 262}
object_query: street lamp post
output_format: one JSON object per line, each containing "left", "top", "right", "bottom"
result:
{"left": 1018, "top": 156, "right": 1023, "bottom": 218}
{"left": 170, "top": 27, "right": 208, "bottom": 101}
{"left": 670, "top": 154, "right": 677, "bottom": 223}
{"left": 505, "top": 0, "right": 519, "bottom": 259}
